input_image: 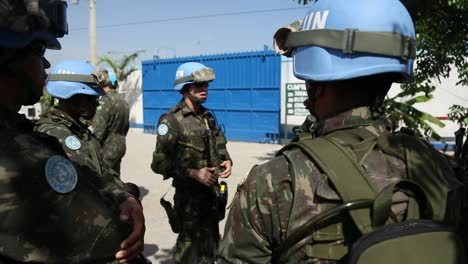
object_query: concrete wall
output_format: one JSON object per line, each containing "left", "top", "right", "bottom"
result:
{"left": 120, "top": 70, "right": 144, "bottom": 128}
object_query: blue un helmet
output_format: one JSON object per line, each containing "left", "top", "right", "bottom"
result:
{"left": 0, "top": 0, "right": 68, "bottom": 50}
{"left": 273, "top": 0, "right": 416, "bottom": 83}
{"left": 47, "top": 60, "right": 105, "bottom": 99}
{"left": 174, "top": 62, "right": 215, "bottom": 91}
{"left": 108, "top": 71, "right": 118, "bottom": 88}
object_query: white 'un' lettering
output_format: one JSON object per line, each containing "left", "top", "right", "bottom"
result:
{"left": 302, "top": 10, "right": 329, "bottom": 30}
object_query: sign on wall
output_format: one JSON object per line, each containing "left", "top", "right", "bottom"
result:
{"left": 285, "top": 83, "right": 308, "bottom": 116}
{"left": 283, "top": 82, "right": 309, "bottom": 142}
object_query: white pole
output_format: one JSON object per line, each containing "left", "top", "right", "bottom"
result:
{"left": 89, "top": 0, "right": 97, "bottom": 65}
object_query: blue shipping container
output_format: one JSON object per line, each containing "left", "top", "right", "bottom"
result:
{"left": 142, "top": 50, "right": 281, "bottom": 143}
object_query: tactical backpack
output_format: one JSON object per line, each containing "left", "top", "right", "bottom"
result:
{"left": 275, "top": 133, "right": 465, "bottom": 264}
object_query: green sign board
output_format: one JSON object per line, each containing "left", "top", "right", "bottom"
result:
{"left": 283, "top": 83, "right": 309, "bottom": 142}
{"left": 285, "top": 83, "right": 308, "bottom": 116}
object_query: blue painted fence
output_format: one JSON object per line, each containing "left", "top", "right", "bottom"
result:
{"left": 142, "top": 50, "right": 282, "bottom": 143}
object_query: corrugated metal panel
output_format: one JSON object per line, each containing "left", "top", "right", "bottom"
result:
{"left": 142, "top": 50, "right": 281, "bottom": 143}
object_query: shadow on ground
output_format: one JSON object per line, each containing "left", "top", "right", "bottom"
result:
{"left": 255, "top": 150, "right": 278, "bottom": 162}
{"left": 143, "top": 243, "right": 158, "bottom": 257}
{"left": 152, "top": 245, "right": 176, "bottom": 264}
{"left": 139, "top": 186, "right": 150, "bottom": 200}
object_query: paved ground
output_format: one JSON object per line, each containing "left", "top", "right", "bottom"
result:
{"left": 120, "top": 128, "right": 282, "bottom": 263}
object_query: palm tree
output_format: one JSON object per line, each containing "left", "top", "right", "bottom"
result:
{"left": 98, "top": 50, "right": 144, "bottom": 82}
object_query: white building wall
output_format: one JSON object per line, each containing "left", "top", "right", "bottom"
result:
{"left": 281, "top": 59, "right": 468, "bottom": 141}
{"left": 280, "top": 58, "right": 307, "bottom": 133}
{"left": 119, "top": 70, "right": 144, "bottom": 127}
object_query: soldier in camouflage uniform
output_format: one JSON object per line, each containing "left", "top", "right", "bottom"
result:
{"left": 0, "top": 1, "right": 145, "bottom": 263}
{"left": 151, "top": 62, "right": 232, "bottom": 263}
{"left": 34, "top": 60, "right": 126, "bottom": 189}
{"left": 218, "top": 0, "right": 464, "bottom": 263}
{"left": 92, "top": 69, "right": 141, "bottom": 198}
{"left": 93, "top": 69, "right": 130, "bottom": 180}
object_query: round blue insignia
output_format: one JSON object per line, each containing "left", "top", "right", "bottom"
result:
{"left": 158, "top": 124, "right": 169, "bottom": 136}
{"left": 45, "top": 155, "right": 78, "bottom": 194}
{"left": 65, "top": 135, "right": 81, "bottom": 150}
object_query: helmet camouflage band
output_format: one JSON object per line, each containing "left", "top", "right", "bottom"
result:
{"left": 173, "top": 62, "right": 216, "bottom": 91}
{"left": 0, "top": 0, "right": 67, "bottom": 49}
{"left": 174, "top": 67, "right": 215, "bottom": 85}
{"left": 0, "top": 0, "right": 48, "bottom": 32}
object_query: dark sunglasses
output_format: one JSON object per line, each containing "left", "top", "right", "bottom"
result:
{"left": 193, "top": 82, "right": 209, "bottom": 88}
{"left": 23, "top": 42, "right": 46, "bottom": 57}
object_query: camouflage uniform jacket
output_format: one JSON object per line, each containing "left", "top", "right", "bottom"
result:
{"left": 151, "top": 100, "right": 231, "bottom": 189}
{"left": 217, "top": 107, "right": 462, "bottom": 263}
{"left": 36, "top": 107, "right": 104, "bottom": 176}
{"left": 0, "top": 107, "right": 131, "bottom": 263}
{"left": 93, "top": 90, "right": 130, "bottom": 178}
{"left": 34, "top": 107, "right": 124, "bottom": 187}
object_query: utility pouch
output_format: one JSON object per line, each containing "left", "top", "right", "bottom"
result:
{"left": 203, "top": 130, "right": 224, "bottom": 175}
{"left": 214, "top": 181, "right": 228, "bottom": 221}
{"left": 160, "top": 197, "right": 181, "bottom": 234}
{"left": 349, "top": 219, "right": 464, "bottom": 264}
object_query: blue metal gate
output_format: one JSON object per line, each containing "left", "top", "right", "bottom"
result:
{"left": 142, "top": 50, "right": 281, "bottom": 143}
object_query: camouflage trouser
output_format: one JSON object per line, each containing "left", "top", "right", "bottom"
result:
{"left": 102, "top": 135, "right": 126, "bottom": 178}
{"left": 175, "top": 230, "right": 219, "bottom": 264}
{"left": 173, "top": 187, "right": 219, "bottom": 264}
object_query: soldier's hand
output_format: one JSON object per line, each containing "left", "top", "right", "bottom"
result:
{"left": 218, "top": 160, "right": 232, "bottom": 178}
{"left": 116, "top": 196, "right": 145, "bottom": 263}
{"left": 189, "top": 167, "right": 217, "bottom": 187}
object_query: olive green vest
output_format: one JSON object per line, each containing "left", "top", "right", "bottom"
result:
{"left": 275, "top": 128, "right": 464, "bottom": 263}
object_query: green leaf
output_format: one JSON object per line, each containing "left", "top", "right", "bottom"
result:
{"left": 405, "top": 95, "right": 433, "bottom": 105}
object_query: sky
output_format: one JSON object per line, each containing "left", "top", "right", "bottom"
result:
{"left": 46, "top": 0, "right": 311, "bottom": 68}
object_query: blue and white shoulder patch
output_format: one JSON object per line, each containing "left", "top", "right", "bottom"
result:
{"left": 65, "top": 135, "right": 81, "bottom": 150}
{"left": 158, "top": 124, "right": 169, "bottom": 136}
{"left": 45, "top": 155, "right": 78, "bottom": 194}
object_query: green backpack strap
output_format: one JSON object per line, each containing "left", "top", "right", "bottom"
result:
{"left": 274, "top": 136, "right": 376, "bottom": 261}
{"left": 372, "top": 180, "right": 431, "bottom": 227}
{"left": 286, "top": 137, "right": 377, "bottom": 234}
{"left": 275, "top": 136, "right": 431, "bottom": 262}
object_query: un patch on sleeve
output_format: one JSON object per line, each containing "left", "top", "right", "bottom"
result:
{"left": 45, "top": 155, "right": 78, "bottom": 194}
{"left": 157, "top": 124, "right": 169, "bottom": 136}
{"left": 65, "top": 135, "right": 81, "bottom": 150}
